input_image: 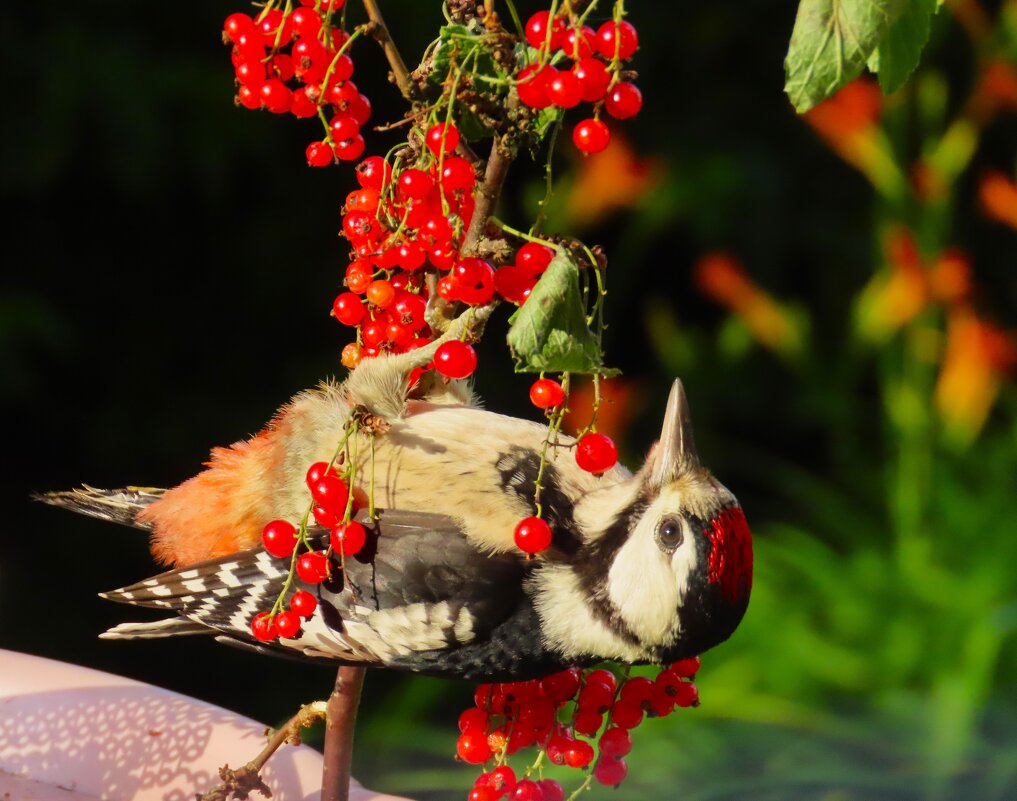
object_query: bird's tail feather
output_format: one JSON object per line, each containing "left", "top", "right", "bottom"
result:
{"left": 99, "top": 617, "right": 213, "bottom": 640}
{"left": 33, "top": 485, "right": 166, "bottom": 530}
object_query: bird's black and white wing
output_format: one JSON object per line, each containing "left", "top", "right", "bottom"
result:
{"left": 99, "top": 508, "right": 560, "bottom": 680}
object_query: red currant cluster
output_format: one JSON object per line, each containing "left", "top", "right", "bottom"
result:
{"left": 516, "top": 13, "right": 642, "bottom": 154}
{"left": 332, "top": 133, "right": 560, "bottom": 380}
{"left": 459, "top": 659, "right": 701, "bottom": 800}
{"left": 251, "top": 458, "right": 368, "bottom": 642}
{"left": 222, "top": 1, "right": 374, "bottom": 165}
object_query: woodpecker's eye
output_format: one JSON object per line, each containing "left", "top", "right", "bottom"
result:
{"left": 655, "top": 517, "right": 684, "bottom": 552}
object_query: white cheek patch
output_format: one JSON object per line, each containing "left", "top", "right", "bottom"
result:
{"left": 671, "top": 519, "right": 699, "bottom": 608}
{"left": 607, "top": 519, "right": 680, "bottom": 647}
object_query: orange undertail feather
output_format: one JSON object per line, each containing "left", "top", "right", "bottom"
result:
{"left": 138, "top": 430, "right": 284, "bottom": 567}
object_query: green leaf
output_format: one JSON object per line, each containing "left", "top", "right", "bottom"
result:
{"left": 867, "top": 0, "right": 938, "bottom": 94}
{"left": 506, "top": 251, "right": 609, "bottom": 374}
{"left": 784, "top": 0, "right": 904, "bottom": 113}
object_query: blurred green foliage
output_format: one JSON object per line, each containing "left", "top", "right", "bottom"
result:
{"left": 2, "top": 1, "right": 1016, "bottom": 800}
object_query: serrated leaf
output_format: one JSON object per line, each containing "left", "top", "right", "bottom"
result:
{"left": 506, "top": 252, "right": 609, "bottom": 374}
{"left": 867, "top": 0, "right": 938, "bottom": 94}
{"left": 785, "top": 0, "right": 904, "bottom": 113}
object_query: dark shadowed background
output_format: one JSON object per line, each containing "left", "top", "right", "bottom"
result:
{"left": 3, "top": 1, "right": 1017, "bottom": 799}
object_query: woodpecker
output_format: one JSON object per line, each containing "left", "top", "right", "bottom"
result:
{"left": 41, "top": 358, "right": 752, "bottom": 683}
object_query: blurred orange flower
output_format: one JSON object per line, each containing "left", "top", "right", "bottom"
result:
{"left": 973, "top": 60, "right": 1017, "bottom": 118}
{"left": 564, "top": 131, "right": 662, "bottom": 227}
{"left": 935, "top": 306, "right": 1017, "bottom": 442}
{"left": 978, "top": 171, "right": 1017, "bottom": 229}
{"left": 856, "top": 229, "right": 972, "bottom": 342}
{"left": 694, "top": 252, "right": 801, "bottom": 356}
{"left": 563, "top": 377, "right": 639, "bottom": 446}
{"left": 802, "top": 79, "right": 904, "bottom": 197}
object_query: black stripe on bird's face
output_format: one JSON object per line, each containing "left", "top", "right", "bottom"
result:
{"left": 571, "top": 492, "right": 652, "bottom": 649}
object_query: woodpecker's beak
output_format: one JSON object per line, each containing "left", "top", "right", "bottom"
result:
{"left": 647, "top": 379, "right": 701, "bottom": 489}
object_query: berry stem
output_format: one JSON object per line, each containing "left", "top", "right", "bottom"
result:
{"left": 534, "top": 373, "right": 571, "bottom": 519}
{"left": 530, "top": 116, "right": 563, "bottom": 235}
{"left": 565, "top": 774, "right": 593, "bottom": 801}
{"left": 360, "top": 0, "right": 416, "bottom": 101}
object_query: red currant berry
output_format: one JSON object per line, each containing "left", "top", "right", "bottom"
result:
{"left": 366, "top": 279, "right": 396, "bottom": 308}
{"left": 541, "top": 668, "right": 582, "bottom": 702}
{"left": 593, "top": 756, "right": 628, "bottom": 787}
{"left": 595, "top": 20, "right": 639, "bottom": 60}
{"left": 425, "top": 122, "right": 460, "bottom": 155}
{"left": 577, "top": 681, "right": 614, "bottom": 714}
{"left": 529, "top": 378, "right": 566, "bottom": 409}
{"left": 262, "top": 519, "right": 298, "bottom": 558}
{"left": 564, "top": 739, "right": 595, "bottom": 768}
{"left": 456, "top": 732, "right": 492, "bottom": 764}
{"left": 235, "top": 59, "right": 266, "bottom": 86}
{"left": 610, "top": 699, "right": 643, "bottom": 729}
{"left": 575, "top": 432, "right": 618, "bottom": 473}
{"left": 516, "top": 65, "right": 552, "bottom": 109}
{"left": 237, "top": 84, "right": 263, "bottom": 110}
{"left": 345, "top": 260, "right": 373, "bottom": 293}
{"left": 674, "top": 681, "right": 699, "bottom": 708}
{"left": 332, "top": 292, "right": 365, "bottom": 325}
{"left": 289, "top": 8, "right": 322, "bottom": 38}
{"left": 587, "top": 668, "right": 618, "bottom": 692}
{"left": 516, "top": 242, "right": 555, "bottom": 276}
{"left": 296, "top": 551, "right": 331, "bottom": 584}
{"left": 572, "top": 709, "right": 603, "bottom": 736}
{"left": 537, "top": 780, "right": 565, "bottom": 801}
{"left": 440, "top": 156, "right": 476, "bottom": 192}
{"left": 546, "top": 69, "right": 582, "bottom": 108}
{"left": 514, "top": 517, "right": 552, "bottom": 555}
{"left": 289, "top": 590, "right": 317, "bottom": 618}
{"left": 434, "top": 341, "right": 477, "bottom": 379}
{"left": 334, "top": 134, "right": 365, "bottom": 162}
{"left": 572, "top": 58, "right": 611, "bottom": 102}
{"left": 619, "top": 676, "right": 655, "bottom": 708}
{"left": 605, "top": 82, "right": 643, "bottom": 119}
{"left": 525, "top": 11, "right": 565, "bottom": 51}
{"left": 306, "top": 462, "right": 334, "bottom": 487}
{"left": 453, "top": 258, "right": 496, "bottom": 305}
{"left": 488, "top": 765, "right": 516, "bottom": 795}
{"left": 458, "top": 707, "right": 489, "bottom": 733}
{"left": 330, "top": 520, "right": 367, "bottom": 556}
{"left": 224, "top": 13, "right": 256, "bottom": 44}
{"left": 561, "top": 25, "right": 596, "bottom": 59}
{"left": 310, "top": 474, "right": 350, "bottom": 513}
{"left": 598, "top": 726, "right": 632, "bottom": 758}
{"left": 572, "top": 119, "right": 611, "bottom": 154}
{"left": 312, "top": 504, "right": 341, "bottom": 528}
{"left": 362, "top": 320, "right": 387, "bottom": 349}
{"left": 436, "top": 275, "right": 459, "bottom": 302}
{"left": 341, "top": 342, "right": 362, "bottom": 369}
{"left": 356, "top": 156, "right": 391, "bottom": 190}
{"left": 493, "top": 266, "right": 534, "bottom": 305}
{"left": 468, "top": 787, "right": 495, "bottom": 801}
{"left": 670, "top": 656, "right": 701, "bottom": 677}
{"left": 290, "top": 89, "right": 318, "bottom": 118}
{"left": 329, "top": 114, "right": 360, "bottom": 142}
{"left": 274, "top": 610, "right": 301, "bottom": 639}
{"left": 398, "top": 169, "right": 434, "bottom": 201}
{"left": 250, "top": 611, "right": 277, "bottom": 642}
{"left": 260, "top": 78, "right": 293, "bottom": 114}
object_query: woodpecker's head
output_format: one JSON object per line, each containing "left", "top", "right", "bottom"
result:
{"left": 561, "top": 379, "right": 752, "bottom": 665}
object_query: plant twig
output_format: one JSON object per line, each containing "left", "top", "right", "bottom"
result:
{"left": 461, "top": 137, "right": 513, "bottom": 257}
{"left": 320, "top": 666, "right": 366, "bottom": 801}
{"left": 360, "top": 0, "right": 416, "bottom": 101}
{"left": 196, "top": 701, "right": 328, "bottom": 801}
